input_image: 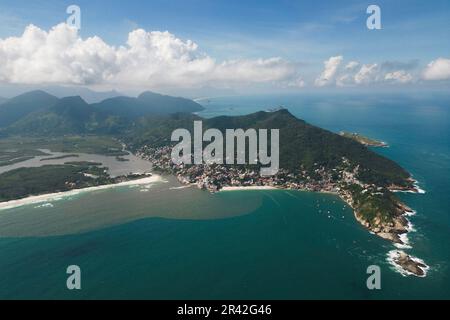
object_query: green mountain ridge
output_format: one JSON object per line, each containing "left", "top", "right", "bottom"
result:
{"left": 0, "top": 90, "right": 59, "bottom": 128}
{"left": 124, "top": 109, "right": 410, "bottom": 188}
{"left": 8, "top": 96, "right": 98, "bottom": 135}
{"left": 92, "top": 91, "right": 204, "bottom": 119}
{"left": 1, "top": 90, "right": 205, "bottom": 135}
{"left": 211, "top": 110, "right": 409, "bottom": 186}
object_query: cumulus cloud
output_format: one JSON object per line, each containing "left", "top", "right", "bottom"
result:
{"left": 314, "top": 56, "right": 343, "bottom": 87}
{"left": 354, "top": 64, "right": 379, "bottom": 84}
{"left": 313, "top": 56, "right": 410, "bottom": 87}
{"left": 336, "top": 74, "right": 353, "bottom": 87}
{"left": 0, "top": 24, "right": 303, "bottom": 89}
{"left": 422, "top": 58, "right": 450, "bottom": 81}
{"left": 323, "top": 56, "right": 419, "bottom": 87}
{"left": 385, "top": 70, "right": 413, "bottom": 83}
{"left": 345, "top": 61, "right": 359, "bottom": 70}
{"left": 0, "top": 24, "right": 118, "bottom": 85}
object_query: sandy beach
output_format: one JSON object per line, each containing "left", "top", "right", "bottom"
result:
{"left": 0, "top": 174, "right": 163, "bottom": 211}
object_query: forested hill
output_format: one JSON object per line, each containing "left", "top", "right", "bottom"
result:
{"left": 1, "top": 90, "right": 204, "bottom": 135}
{"left": 0, "top": 90, "right": 59, "bottom": 128}
{"left": 91, "top": 91, "right": 204, "bottom": 119}
{"left": 123, "top": 109, "right": 412, "bottom": 189}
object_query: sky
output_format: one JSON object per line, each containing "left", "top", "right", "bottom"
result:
{"left": 0, "top": 0, "right": 449, "bottom": 96}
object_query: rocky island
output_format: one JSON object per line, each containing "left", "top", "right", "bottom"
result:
{"left": 389, "top": 250, "right": 429, "bottom": 277}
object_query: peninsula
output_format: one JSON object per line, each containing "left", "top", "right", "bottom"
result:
{"left": 129, "top": 110, "right": 426, "bottom": 276}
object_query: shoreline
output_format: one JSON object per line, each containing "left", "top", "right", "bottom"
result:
{"left": 220, "top": 186, "right": 279, "bottom": 192}
{"left": 0, "top": 174, "right": 163, "bottom": 211}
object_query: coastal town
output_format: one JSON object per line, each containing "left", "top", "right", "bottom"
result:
{"left": 136, "top": 144, "right": 428, "bottom": 277}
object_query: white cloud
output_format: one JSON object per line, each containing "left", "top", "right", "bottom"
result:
{"left": 314, "top": 55, "right": 343, "bottom": 87}
{"left": 336, "top": 61, "right": 416, "bottom": 87}
{"left": 0, "top": 24, "right": 303, "bottom": 90}
{"left": 0, "top": 24, "right": 118, "bottom": 85}
{"left": 354, "top": 64, "right": 379, "bottom": 84}
{"left": 336, "top": 74, "right": 353, "bottom": 87}
{"left": 345, "top": 61, "right": 359, "bottom": 70}
{"left": 286, "top": 77, "right": 306, "bottom": 88}
{"left": 317, "top": 57, "right": 418, "bottom": 87}
{"left": 385, "top": 70, "right": 413, "bottom": 83}
{"left": 422, "top": 58, "right": 450, "bottom": 81}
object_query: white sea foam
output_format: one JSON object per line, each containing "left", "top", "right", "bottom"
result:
{"left": 394, "top": 216, "right": 417, "bottom": 249}
{"left": 393, "top": 188, "right": 425, "bottom": 194}
{"left": 395, "top": 233, "right": 412, "bottom": 249}
{"left": 392, "top": 178, "right": 426, "bottom": 194}
{"left": 415, "top": 186, "right": 426, "bottom": 194}
{"left": 34, "top": 203, "right": 54, "bottom": 209}
{"left": 0, "top": 175, "right": 163, "bottom": 211}
{"left": 405, "top": 210, "right": 417, "bottom": 217}
{"left": 406, "top": 220, "right": 416, "bottom": 233}
{"left": 169, "top": 185, "right": 193, "bottom": 190}
{"left": 412, "top": 179, "right": 426, "bottom": 194}
{"left": 139, "top": 184, "right": 155, "bottom": 192}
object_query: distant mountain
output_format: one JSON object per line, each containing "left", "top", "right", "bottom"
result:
{"left": 138, "top": 91, "right": 204, "bottom": 114}
{"left": 40, "top": 86, "right": 122, "bottom": 104}
{"left": 92, "top": 96, "right": 144, "bottom": 119}
{"left": 0, "top": 90, "right": 59, "bottom": 128}
{"left": 92, "top": 91, "right": 204, "bottom": 118}
{"left": 8, "top": 96, "right": 93, "bottom": 135}
{"left": 158, "top": 86, "right": 237, "bottom": 99}
{"left": 51, "top": 96, "right": 94, "bottom": 121}
{"left": 8, "top": 96, "right": 131, "bottom": 135}
{"left": 3, "top": 90, "right": 203, "bottom": 135}
{"left": 0, "top": 97, "right": 7, "bottom": 105}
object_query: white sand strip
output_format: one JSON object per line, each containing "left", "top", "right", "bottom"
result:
{"left": 0, "top": 174, "right": 163, "bottom": 211}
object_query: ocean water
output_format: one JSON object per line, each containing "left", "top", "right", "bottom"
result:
{"left": 0, "top": 93, "right": 449, "bottom": 299}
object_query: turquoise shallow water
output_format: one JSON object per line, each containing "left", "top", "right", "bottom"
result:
{"left": 0, "top": 93, "right": 449, "bottom": 299}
